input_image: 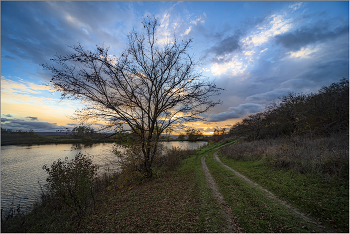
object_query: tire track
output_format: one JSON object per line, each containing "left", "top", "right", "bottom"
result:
{"left": 201, "top": 143, "right": 240, "bottom": 233}
{"left": 213, "top": 151, "right": 333, "bottom": 233}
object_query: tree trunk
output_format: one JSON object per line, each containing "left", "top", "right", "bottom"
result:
{"left": 143, "top": 159, "right": 153, "bottom": 178}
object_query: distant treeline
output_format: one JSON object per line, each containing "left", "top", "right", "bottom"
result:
{"left": 229, "top": 78, "right": 349, "bottom": 140}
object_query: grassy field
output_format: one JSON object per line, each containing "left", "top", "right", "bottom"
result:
{"left": 205, "top": 151, "right": 326, "bottom": 233}
{"left": 2, "top": 137, "right": 348, "bottom": 232}
{"left": 218, "top": 136, "right": 349, "bottom": 232}
{"left": 217, "top": 156, "right": 348, "bottom": 232}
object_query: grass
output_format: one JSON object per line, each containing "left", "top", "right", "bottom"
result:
{"left": 218, "top": 155, "right": 349, "bottom": 232}
{"left": 205, "top": 150, "right": 326, "bottom": 233}
{"left": 2, "top": 137, "right": 347, "bottom": 232}
{"left": 218, "top": 135, "right": 349, "bottom": 232}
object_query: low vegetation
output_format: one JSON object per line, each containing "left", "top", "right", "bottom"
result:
{"left": 229, "top": 79, "right": 349, "bottom": 140}
{"left": 218, "top": 135, "right": 348, "bottom": 232}
{"left": 1, "top": 128, "right": 116, "bottom": 146}
{"left": 206, "top": 151, "right": 325, "bottom": 232}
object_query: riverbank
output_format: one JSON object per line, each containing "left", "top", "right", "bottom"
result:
{"left": 1, "top": 132, "right": 117, "bottom": 146}
{"left": 1, "top": 132, "right": 210, "bottom": 146}
{"left": 2, "top": 137, "right": 348, "bottom": 232}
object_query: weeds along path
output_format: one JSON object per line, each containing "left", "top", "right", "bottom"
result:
{"left": 201, "top": 143, "right": 240, "bottom": 233}
{"left": 213, "top": 152, "right": 332, "bottom": 232}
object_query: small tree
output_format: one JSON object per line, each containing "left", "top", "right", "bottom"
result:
{"left": 72, "top": 125, "right": 95, "bottom": 140}
{"left": 185, "top": 127, "right": 203, "bottom": 141}
{"left": 177, "top": 133, "right": 186, "bottom": 141}
{"left": 43, "top": 16, "right": 222, "bottom": 178}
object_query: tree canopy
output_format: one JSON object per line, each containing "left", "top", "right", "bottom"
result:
{"left": 43, "top": 16, "right": 222, "bottom": 177}
{"left": 229, "top": 78, "right": 349, "bottom": 140}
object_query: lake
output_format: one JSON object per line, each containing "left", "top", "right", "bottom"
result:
{"left": 1, "top": 141, "right": 207, "bottom": 214}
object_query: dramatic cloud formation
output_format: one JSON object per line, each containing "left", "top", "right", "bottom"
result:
{"left": 205, "top": 103, "right": 264, "bottom": 122}
{"left": 1, "top": 1, "right": 348, "bottom": 133}
{"left": 208, "top": 33, "right": 241, "bottom": 57}
{"left": 275, "top": 25, "right": 349, "bottom": 51}
{"left": 1, "top": 116, "right": 62, "bottom": 132}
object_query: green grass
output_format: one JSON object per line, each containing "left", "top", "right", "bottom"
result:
{"left": 218, "top": 154, "right": 349, "bottom": 232}
{"left": 4, "top": 140, "right": 345, "bottom": 233}
{"left": 205, "top": 150, "right": 327, "bottom": 233}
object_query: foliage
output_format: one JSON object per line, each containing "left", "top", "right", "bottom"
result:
{"left": 185, "top": 127, "right": 203, "bottom": 141}
{"left": 72, "top": 125, "right": 96, "bottom": 140}
{"left": 211, "top": 127, "right": 229, "bottom": 142}
{"left": 43, "top": 16, "right": 222, "bottom": 178}
{"left": 177, "top": 133, "right": 186, "bottom": 141}
{"left": 42, "top": 152, "right": 99, "bottom": 217}
{"left": 229, "top": 79, "right": 349, "bottom": 140}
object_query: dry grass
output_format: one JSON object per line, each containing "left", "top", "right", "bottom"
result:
{"left": 221, "top": 135, "right": 349, "bottom": 179}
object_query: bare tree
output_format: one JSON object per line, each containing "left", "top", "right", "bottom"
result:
{"left": 43, "top": 16, "right": 222, "bottom": 178}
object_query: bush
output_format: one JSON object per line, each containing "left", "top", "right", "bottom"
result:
{"left": 221, "top": 136, "right": 349, "bottom": 178}
{"left": 153, "top": 146, "right": 196, "bottom": 170}
{"left": 115, "top": 144, "right": 149, "bottom": 189}
{"left": 42, "top": 152, "right": 98, "bottom": 217}
{"left": 115, "top": 144, "right": 196, "bottom": 189}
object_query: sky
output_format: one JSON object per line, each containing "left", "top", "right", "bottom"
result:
{"left": 1, "top": 1, "right": 349, "bottom": 134}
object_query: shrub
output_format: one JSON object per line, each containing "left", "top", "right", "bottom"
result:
{"left": 115, "top": 144, "right": 149, "bottom": 189}
{"left": 42, "top": 152, "right": 98, "bottom": 217}
{"left": 153, "top": 146, "right": 196, "bottom": 170}
{"left": 115, "top": 144, "right": 196, "bottom": 189}
{"left": 221, "top": 136, "right": 349, "bottom": 178}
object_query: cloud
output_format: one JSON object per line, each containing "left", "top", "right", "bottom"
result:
{"left": 246, "top": 88, "right": 293, "bottom": 103}
{"left": 287, "top": 47, "right": 319, "bottom": 59}
{"left": 26, "top": 116, "right": 38, "bottom": 121}
{"left": 275, "top": 25, "right": 349, "bottom": 51}
{"left": 1, "top": 77, "right": 50, "bottom": 95}
{"left": 289, "top": 2, "right": 303, "bottom": 11}
{"left": 205, "top": 103, "right": 264, "bottom": 122}
{"left": 294, "top": 59, "right": 349, "bottom": 85}
{"left": 243, "top": 14, "right": 293, "bottom": 47}
{"left": 1, "top": 118, "right": 10, "bottom": 122}
{"left": 210, "top": 59, "right": 247, "bottom": 76}
{"left": 1, "top": 1, "right": 134, "bottom": 75}
{"left": 208, "top": 34, "right": 241, "bottom": 57}
{"left": 1, "top": 117, "right": 63, "bottom": 132}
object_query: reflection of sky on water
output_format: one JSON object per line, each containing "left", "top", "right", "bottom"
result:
{"left": 1, "top": 141, "right": 207, "bottom": 214}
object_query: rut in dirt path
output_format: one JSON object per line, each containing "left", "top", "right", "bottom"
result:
{"left": 213, "top": 152, "right": 334, "bottom": 233}
{"left": 201, "top": 147, "right": 241, "bottom": 233}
